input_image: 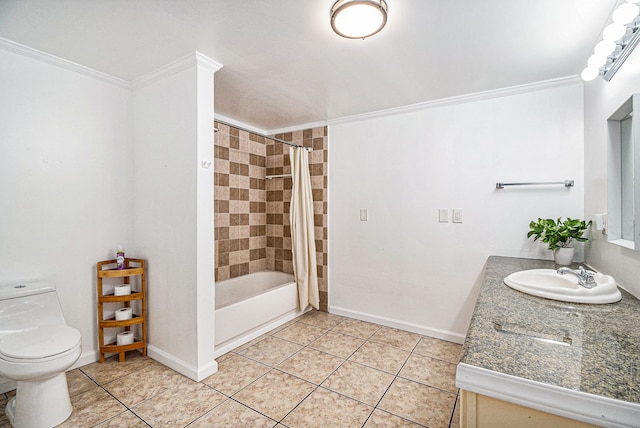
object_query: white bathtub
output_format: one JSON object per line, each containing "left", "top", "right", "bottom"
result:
{"left": 214, "top": 271, "right": 304, "bottom": 356}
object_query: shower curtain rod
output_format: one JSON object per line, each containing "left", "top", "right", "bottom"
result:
{"left": 214, "top": 119, "right": 311, "bottom": 152}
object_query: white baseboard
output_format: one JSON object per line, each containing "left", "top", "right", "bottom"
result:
{"left": 329, "top": 305, "right": 466, "bottom": 344}
{"left": 147, "top": 345, "right": 218, "bottom": 382}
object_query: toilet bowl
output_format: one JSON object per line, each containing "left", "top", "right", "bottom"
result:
{"left": 0, "top": 282, "right": 82, "bottom": 428}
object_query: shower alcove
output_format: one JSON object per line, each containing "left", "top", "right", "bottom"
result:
{"left": 212, "top": 121, "right": 328, "bottom": 351}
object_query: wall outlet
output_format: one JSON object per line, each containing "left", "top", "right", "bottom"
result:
{"left": 438, "top": 209, "right": 448, "bottom": 223}
{"left": 453, "top": 209, "right": 463, "bottom": 223}
{"left": 360, "top": 209, "right": 368, "bottom": 221}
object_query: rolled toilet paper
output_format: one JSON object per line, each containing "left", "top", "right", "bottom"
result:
{"left": 114, "top": 284, "right": 131, "bottom": 296}
{"left": 116, "top": 331, "right": 134, "bottom": 346}
{"left": 115, "top": 307, "right": 133, "bottom": 321}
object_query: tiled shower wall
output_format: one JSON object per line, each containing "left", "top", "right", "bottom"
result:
{"left": 214, "top": 123, "right": 329, "bottom": 311}
{"left": 214, "top": 123, "right": 267, "bottom": 279}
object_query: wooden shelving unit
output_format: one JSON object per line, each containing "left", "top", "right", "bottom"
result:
{"left": 97, "top": 258, "right": 147, "bottom": 362}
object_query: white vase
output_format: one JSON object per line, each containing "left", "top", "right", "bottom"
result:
{"left": 554, "top": 247, "right": 575, "bottom": 265}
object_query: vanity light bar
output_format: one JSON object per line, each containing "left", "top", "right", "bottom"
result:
{"left": 603, "top": 26, "right": 640, "bottom": 81}
{"left": 581, "top": 0, "right": 640, "bottom": 81}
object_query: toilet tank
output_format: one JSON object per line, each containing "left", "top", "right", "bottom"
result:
{"left": 0, "top": 282, "right": 67, "bottom": 339}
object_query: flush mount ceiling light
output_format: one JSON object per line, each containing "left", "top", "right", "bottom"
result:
{"left": 581, "top": 0, "right": 640, "bottom": 81}
{"left": 330, "top": 0, "right": 388, "bottom": 39}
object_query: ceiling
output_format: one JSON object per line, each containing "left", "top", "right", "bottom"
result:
{"left": 0, "top": 0, "right": 617, "bottom": 131}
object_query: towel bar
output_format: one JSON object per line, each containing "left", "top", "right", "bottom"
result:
{"left": 496, "top": 180, "right": 574, "bottom": 189}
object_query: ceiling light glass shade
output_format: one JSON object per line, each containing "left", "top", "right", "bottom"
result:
{"left": 587, "top": 53, "right": 608, "bottom": 68}
{"left": 594, "top": 40, "right": 616, "bottom": 56}
{"left": 331, "top": 0, "right": 388, "bottom": 39}
{"left": 581, "top": 67, "right": 600, "bottom": 81}
{"left": 613, "top": 3, "right": 639, "bottom": 24}
{"left": 603, "top": 22, "right": 627, "bottom": 41}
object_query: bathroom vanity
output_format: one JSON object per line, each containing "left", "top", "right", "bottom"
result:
{"left": 456, "top": 256, "right": 640, "bottom": 428}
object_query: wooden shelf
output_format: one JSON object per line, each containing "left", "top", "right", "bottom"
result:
{"left": 99, "top": 314, "right": 144, "bottom": 328}
{"left": 99, "top": 292, "right": 144, "bottom": 303}
{"left": 97, "top": 258, "right": 147, "bottom": 363}
{"left": 98, "top": 267, "right": 144, "bottom": 278}
{"left": 100, "top": 340, "right": 145, "bottom": 356}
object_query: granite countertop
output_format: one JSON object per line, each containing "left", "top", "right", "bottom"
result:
{"left": 456, "top": 256, "right": 640, "bottom": 426}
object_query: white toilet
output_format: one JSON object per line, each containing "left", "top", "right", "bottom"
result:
{"left": 0, "top": 282, "right": 81, "bottom": 428}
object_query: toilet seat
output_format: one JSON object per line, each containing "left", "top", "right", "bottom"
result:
{"left": 0, "top": 325, "right": 81, "bottom": 363}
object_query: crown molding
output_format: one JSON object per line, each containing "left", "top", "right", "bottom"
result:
{"left": 194, "top": 51, "right": 224, "bottom": 74}
{"left": 214, "top": 114, "right": 268, "bottom": 135}
{"left": 214, "top": 114, "right": 328, "bottom": 136}
{"left": 267, "top": 120, "right": 328, "bottom": 136}
{"left": 0, "top": 37, "right": 130, "bottom": 89}
{"left": 328, "top": 76, "right": 582, "bottom": 126}
{"left": 0, "top": 38, "right": 224, "bottom": 91}
{"left": 132, "top": 51, "right": 223, "bottom": 90}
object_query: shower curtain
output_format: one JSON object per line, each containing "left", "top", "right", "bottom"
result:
{"left": 289, "top": 146, "right": 320, "bottom": 310}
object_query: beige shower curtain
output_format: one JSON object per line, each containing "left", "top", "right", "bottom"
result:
{"left": 289, "top": 146, "right": 320, "bottom": 310}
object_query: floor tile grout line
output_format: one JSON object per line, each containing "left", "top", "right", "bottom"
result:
{"left": 225, "top": 365, "right": 282, "bottom": 401}
{"left": 94, "top": 382, "right": 152, "bottom": 427}
{"left": 395, "top": 370, "right": 460, "bottom": 395}
{"left": 318, "top": 383, "right": 373, "bottom": 405}
{"left": 228, "top": 397, "right": 280, "bottom": 426}
{"left": 201, "top": 378, "right": 277, "bottom": 424}
{"left": 447, "top": 390, "right": 461, "bottom": 428}
{"left": 275, "top": 384, "right": 320, "bottom": 425}
{"left": 127, "top": 406, "right": 154, "bottom": 427}
{"left": 183, "top": 395, "right": 278, "bottom": 428}
{"left": 365, "top": 354, "right": 418, "bottom": 426}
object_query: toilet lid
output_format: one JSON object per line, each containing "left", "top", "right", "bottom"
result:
{"left": 0, "top": 325, "right": 81, "bottom": 360}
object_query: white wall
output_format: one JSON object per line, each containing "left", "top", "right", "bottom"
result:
{"left": 584, "top": 44, "right": 640, "bottom": 297}
{"left": 0, "top": 45, "right": 133, "bottom": 366}
{"left": 132, "top": 53, "right": 220, "bottom": 380}
{"left": 329, "top": 81, "right": 584, "bottom": 342}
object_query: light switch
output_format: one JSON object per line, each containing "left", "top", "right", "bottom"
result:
{"left": 453, "top": 209, "right": 463, "bottom": 223}
{"left": 360, "top": 209, "right": 368, "bottom": 221}
{"left": 438, "top": 209, "right": 448, "bottom": 223}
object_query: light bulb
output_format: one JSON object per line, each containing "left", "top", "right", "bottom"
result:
{"left": 587, "top": 53, "right": 607, "bottom": 68}
{"left": 581, "top": 67, "right": 600, "bottom": 81}
{"left": 603, "top": 22, "right": 627, "bottom": 41}
{"left": 594, "top": 40, "right": 616, "bottom": 56}
{"left": 613, "top": 3, "right": 639, "bottom": 24}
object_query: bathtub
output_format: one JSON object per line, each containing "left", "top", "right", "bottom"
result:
{"left": 214, "top": 271, "right": 305, "bottom": 357}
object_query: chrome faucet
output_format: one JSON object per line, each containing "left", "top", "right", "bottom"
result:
{"left": 557, "top": 266, "right": 597, "bottom": 289}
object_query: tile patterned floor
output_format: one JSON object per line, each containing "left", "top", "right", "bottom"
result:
{"left": 0, "top": 311, "right": 462, "bottom": 427}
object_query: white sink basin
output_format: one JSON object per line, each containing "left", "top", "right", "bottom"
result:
{"left": 504, "top": 269, "right": 621, "bottom": 304}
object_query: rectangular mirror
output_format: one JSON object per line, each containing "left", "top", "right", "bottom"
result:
{"left": 608, "top": 93, "right": 640, "bottom": 250}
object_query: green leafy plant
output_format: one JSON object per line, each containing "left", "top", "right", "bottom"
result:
{"left": 527, "top": 217, "right": 591, "bottom": 251}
